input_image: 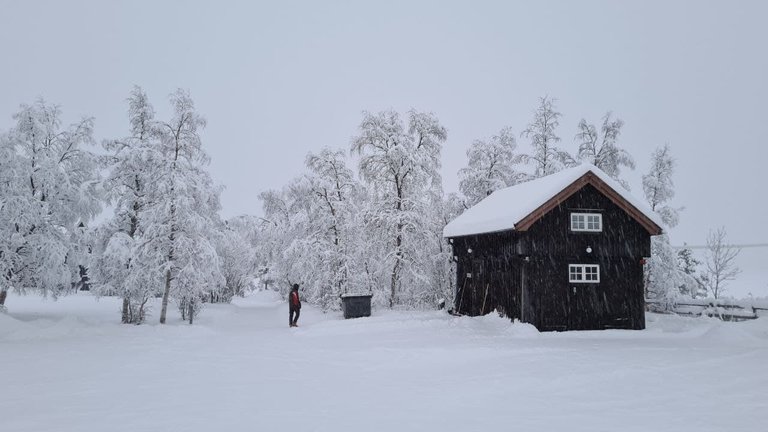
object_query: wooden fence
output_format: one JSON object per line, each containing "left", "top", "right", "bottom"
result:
{"left": 646, "top": 299, "right": 768, "bottom": 322}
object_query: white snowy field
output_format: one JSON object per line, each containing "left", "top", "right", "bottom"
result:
{"left": 1, "top": 292, "right": 766, "bottom": 432}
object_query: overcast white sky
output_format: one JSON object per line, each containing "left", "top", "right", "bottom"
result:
{"left": 1, "top": 0, "right": 766, "bottom": 296}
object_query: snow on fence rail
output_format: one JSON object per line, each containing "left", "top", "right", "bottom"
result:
{"left": 646, "top": 298, "right": 768, "bottom": 322}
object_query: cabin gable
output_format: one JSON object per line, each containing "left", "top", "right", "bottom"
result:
{"left": 521, "top": 183, "right": 649, "bottom": 330}
{"left": 515, "top": 172, "right": 662, "bottom": 236}
{"left": 522, "top": 183, "right": 651, "bottom": 259}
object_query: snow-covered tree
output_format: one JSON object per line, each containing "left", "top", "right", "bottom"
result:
{"left": 142, "top": 89, "right": 224, "bottom": 324}
{"left": 91, "top": 86, "right": 160, "bottom": 323}
{"left": 642, "top": 144, "right": 680, "bottom": 227}
{"left": 256, "top": 111, "right": 460, "bottom": 311}
{"left": 214, "top": 216, "right": 260, "bottom": 302}
{"left": 258, "top": 178, "right": 315, "bottom": 299}
{"left": 351, "top": 109, "right": 448, "bottom": 307}
{"left": 175, "top": 238, "right": 221, "bottom": 324}
{"left": 644, "top": 235, "right": 689, "bottom": 309}
{"left": 257, "top": 149, "right": 370, "bottom": 311}
{"left": 458, "top": 127, "right": 524, "bottom": 207}
{"left": 90, "top": 226, "right": 158, "bottom": 322}
{"left": 0, "top": 142, "right": 25, "bottom": 310}
{"left": 641, "top": 144, "right": 690, "bottom": 308}
{"left": 430, "top": 193, "right": 466, "bottom": 306}
{"left": 575, "top": 112, "right": 635, "bottom": 189}
{"left": 519, "top": 96, "right": 573, "bottom": 178}
{"left": 0, "top": 100, "right": 101, "bottom": 308}
{"left": 304, "top": 148, "right": 363, "bottom": 306}
{"left": 676, "top": 247, "right": 706, "bottom": 298}
{"left": 702, "top": 227, "right": 741, "bottom": 299}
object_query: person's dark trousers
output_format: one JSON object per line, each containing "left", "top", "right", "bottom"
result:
{"left": 289, "top": 307, "right": 300, "bottom": 326}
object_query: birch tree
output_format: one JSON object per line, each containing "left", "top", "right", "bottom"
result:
{"left": 305, "top": 148, "right": 362, "bottom": 306}
{"left": 676, "top": 247, "right": 706, "bottom": 299}
{"left": 0, "top": 100, "right": 101, "bottom": 308}
{"left": 642, "top": 144, "right": 689, "bottom": 307}
{"left": 258, "top": 154, "right": 368, "bottom": 310}
{"left": 702, "top": 227, "right": 741, "bottom": 299}
{"left": 143, "top": 89, "right": 224, "bottom": 324}
{"left": 258, "top": 178, "right": 316, "bottom": 300}
{"left": 575, "top": 112, "right": 635, "bottom": 189}
{"left": 458, "top": 127, "right": 524, "bottom": 207}
{"left": 519, "top": 96, "right": 573, "bottom": 178}
{"left": 643, "top": 144, "right": 680, "bottom": 227}
{"left": 645, "top": 237, "right": 689, "bottom": 309}
{"left": 351, "top": 109, "right": 447, "bottom": 307}
{"left": 214, "top": 217, "right": 260, "bottom": 302}
{"left": 91, "top": 86, "right": 159, "bottom": 323}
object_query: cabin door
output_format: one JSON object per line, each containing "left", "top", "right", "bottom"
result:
{"left": 568, "top": 284, "right": 607, "bottom": 330}
{"left": 456, "top": 260, "right": 474, "bottom": 314}
{"left": 537, "top": 284, "right": 569, "bottom": 331}
{"left": 457, "top": 258, "right": 486, "bottom": 315}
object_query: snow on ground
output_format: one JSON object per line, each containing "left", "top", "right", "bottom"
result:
{"left": 1, "top": 291, "right": 767, "bottom": 432}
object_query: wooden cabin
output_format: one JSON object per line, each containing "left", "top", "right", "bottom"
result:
{"left": 443, "top": 164, "right": 663, "bottom": 331}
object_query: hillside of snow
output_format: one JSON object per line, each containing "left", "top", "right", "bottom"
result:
{"left": 1, "top": 291, "right": 766, "bottom": 432}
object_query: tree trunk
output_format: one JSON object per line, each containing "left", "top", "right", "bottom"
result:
{"left": 138, "top": 299, "right": 147, "bottom": 324}
{"left": 121, "top": 297, "right": 130, "bottom": 324}
{"left": 389, "top": 258, "right": 400, "bottom": 308}
{"left": 188, "top": 300, "right": 194, "bottom": 324}
{"left": 0, "top": 288, "right": 8, "bottom": 306}
{"left": 159, "top": 268, "right": 172, "bottom": 324}
{"left": 390, "top": 181, "right": 404, "bottom": 308}
{"left": 390, "top": 229, "right": 402, "bottom": 308}
{"left": 160, "top": 131, "right": 180, "bottom": 325}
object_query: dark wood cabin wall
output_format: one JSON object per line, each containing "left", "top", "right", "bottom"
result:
{"left": 522, "top": 184, "right": 649, "bottom": 330}
{"left": 527, "top": 255, "right": 645, "bottom": 330}
{"left": 452, "top": 233, "right": 522, "bottom": 320}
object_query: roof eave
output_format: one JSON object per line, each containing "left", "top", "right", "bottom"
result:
{"left": 444, "top": 226, "right": 517, "bottom": 240}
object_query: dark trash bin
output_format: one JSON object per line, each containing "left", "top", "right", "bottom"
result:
{"left": 341, "top": 294, "right": 372, "bottom": 319}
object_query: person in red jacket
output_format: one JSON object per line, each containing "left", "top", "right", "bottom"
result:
{"left": 289, "top": 284, "right": 301, "bottom": 327}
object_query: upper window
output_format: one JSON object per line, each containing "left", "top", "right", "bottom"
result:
{"left": 570, "top": 213, "right": 602, "bottom": 232}
{"left": 569, "top": 264, "right": 600, "bottom": 283}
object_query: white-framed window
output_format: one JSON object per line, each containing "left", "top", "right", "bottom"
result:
{"left": 570, "top": 213, "right": 602, "bottom": 232}
{"left": 569, "top": 264, "right": 600, "bottom": 283}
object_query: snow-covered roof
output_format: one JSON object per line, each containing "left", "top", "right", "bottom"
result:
{"left": 443, "top": 163, "right": 664, "bottom": 238}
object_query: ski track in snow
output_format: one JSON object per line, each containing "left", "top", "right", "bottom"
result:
{"left": 1, "top": 291, "right": 767, "bottom": 432}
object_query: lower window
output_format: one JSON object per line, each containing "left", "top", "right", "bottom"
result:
{"left": 569, "top": 264, "right": 600, "bottom": 283}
